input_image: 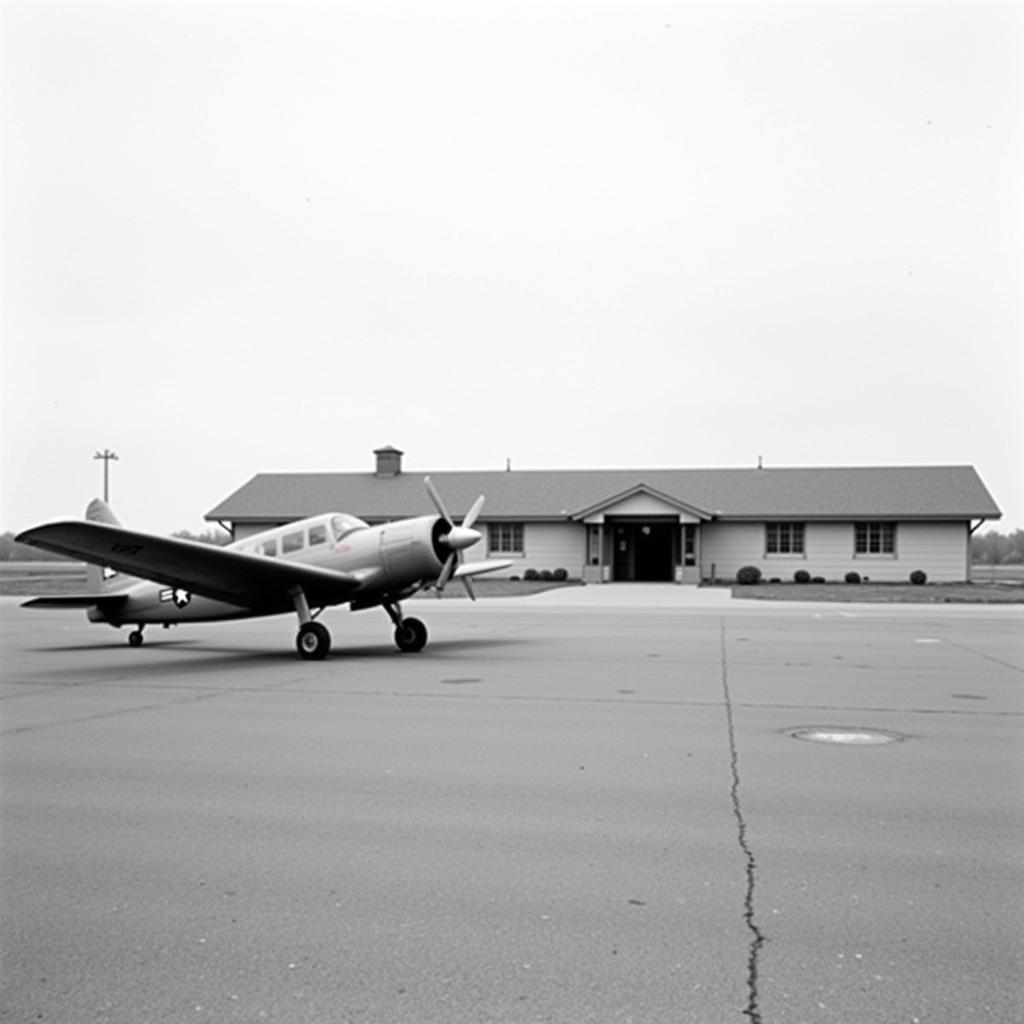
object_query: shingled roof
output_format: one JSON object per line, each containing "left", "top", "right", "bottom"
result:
{"left": 205, "top": 465, "right": 1001, "bottom": 525}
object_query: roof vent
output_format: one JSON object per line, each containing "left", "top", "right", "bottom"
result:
{"left": 374, "top": 446, "right": 403, "bottom": 477}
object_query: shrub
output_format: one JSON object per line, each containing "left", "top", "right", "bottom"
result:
{"left": 509, "top": 575, "right": 521, "bottom": 582}
{"left": 539, "top": 569, "right": 554, "bottom": 581}
{"left": 523, "top": 568, "right": 539, "bottom": 581}
{"left": 845, "top": 571, "right": 861, "bottom": 584}
{"left": 736, "top": 565, "right": 762, "bottom": 585}
{"left": 552, "top": 568, "right": 568, "bottom": 582}
{"left": 793, "top": 569, "right": 811, "bottom": 584}
{"left": 769, "top": 577, "right": 781, "bottom": 584}
{"left": 811, "top": 576, "right": 826, "bottom": 584}
{"left": 910, "top": 569, "right": 927, "bottom": 585}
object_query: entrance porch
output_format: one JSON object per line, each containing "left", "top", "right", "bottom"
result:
{"left": 577, "top": 485, "right": 706, "bottom": 583}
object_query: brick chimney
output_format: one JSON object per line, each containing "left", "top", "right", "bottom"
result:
{"left": 373, "top": 445, "right": 404, "bottom": 477}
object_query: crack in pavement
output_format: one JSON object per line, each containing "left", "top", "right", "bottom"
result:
{"left": 720, "top": 617, "right": 766, "bottom": 1023}
{"left": 943, "top": 639, "right": 1024, "bottom": 674}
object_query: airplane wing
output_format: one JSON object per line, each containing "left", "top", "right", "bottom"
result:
{"left": 15, "top": 521, "right": 362, "bottom": 610}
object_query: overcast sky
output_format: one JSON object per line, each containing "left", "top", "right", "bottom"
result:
{"left": 2, "top": 0, "right": 1021, "bottom": 536}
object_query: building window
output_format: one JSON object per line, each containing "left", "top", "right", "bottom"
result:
{"left": 489, "top": 522, "right": 524, "bottom": 555}
{"left": 855, "top": 522, "right": 896, "bottom": 556}
{"left": 684, "top": 524, "right": 696, "bottom": 565}
{"left": 766, "top": 522, "right": 805, "bottom": 555}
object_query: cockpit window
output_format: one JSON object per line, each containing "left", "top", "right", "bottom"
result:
{"left": 330, "top": 514, "right": 369, "bottom": 543}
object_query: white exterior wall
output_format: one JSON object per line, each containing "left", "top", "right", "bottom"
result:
{"left": 484, "top": 522, "right": 585, "bottom": 578}
{"left": 235, "top": 518, "right": 971, "bottom": 583}
{"left": 699, "top": 522, "right": 762, "bottom": 581}
{"left": 234, "top": 522, "right": 281, "bottom": 541}
{"left": 890, "top": 522, "right": 969, "bottom": 582}
{"left": 700, "top": 521, "right": 971, "bottom": 582}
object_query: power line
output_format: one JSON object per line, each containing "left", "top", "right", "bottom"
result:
{"left": 93, "top": 449, "right": 119, "bottom": 503}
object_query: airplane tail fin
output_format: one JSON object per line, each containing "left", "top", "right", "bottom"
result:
{"left": 86, "top": 498, "right": 123, "bottom": 526}
{"left": 20, "top": 498, "right": 135, "bottom": 611}
{"left": 83, "top": 498, "right": 127, "bottom": 591}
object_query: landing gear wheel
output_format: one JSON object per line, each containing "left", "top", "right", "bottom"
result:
{"left": 128, "top": 629, "right": 144, "bottom": 648}
{"left": 394, "top": 616, "right": 428, "bottom": 653}
{"left": 296, "top": 621, "right": 331, "bottom": 661}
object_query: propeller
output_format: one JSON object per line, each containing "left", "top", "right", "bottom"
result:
{"left": 425, "top": 477, "right": 485, "bottom": 598}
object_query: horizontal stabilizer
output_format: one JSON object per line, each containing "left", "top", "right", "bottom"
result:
{"left": 22, "top": 594, "right": 129, "bottom": 610}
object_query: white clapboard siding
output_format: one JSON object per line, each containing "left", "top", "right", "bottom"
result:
{"left": 485, "top": 523, "right": 584, "bottom": 578}
{"left": 700, "top": 521, "right": 971, "bottom": 582}
{"left": 699, "top": 522, "right": 762, "bottom": 580}
{"left": 891, "top": 522, "right": 970, "bottom": 582}
{"left": 520, "top": 523, "right": 585, "bottom": 577}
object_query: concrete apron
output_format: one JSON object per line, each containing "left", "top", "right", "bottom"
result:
{"left": 509, "top": 583, "right": 735, "bottom": 607}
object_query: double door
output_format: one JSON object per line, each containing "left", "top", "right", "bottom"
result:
{"left": 611, "top": 520, "right": 677, "bottom": 581}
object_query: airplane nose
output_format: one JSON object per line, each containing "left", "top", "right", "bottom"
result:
{"left": 443, "top": 526, "right": 481, "bottom": 551}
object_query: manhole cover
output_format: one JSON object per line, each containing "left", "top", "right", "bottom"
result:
{"left": 789, "top": 727, "right": 903, "bottom": 746}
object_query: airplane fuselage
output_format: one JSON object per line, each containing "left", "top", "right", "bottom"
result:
{"left": 89, "top": 512, "right": 447, "bottom": 627}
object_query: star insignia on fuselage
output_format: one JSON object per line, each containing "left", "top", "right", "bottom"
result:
{"left": 160, "top": 587, "right": 192, "bottom": 608}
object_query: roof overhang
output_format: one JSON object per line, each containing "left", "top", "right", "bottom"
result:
{"left": 716, "top": 513, "right": 997, "bottom": 523}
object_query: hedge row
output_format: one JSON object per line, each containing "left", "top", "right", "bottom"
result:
{"left": 736, "top": 566, "right": 929, "bottom": 585}
{"left": 521, "top": 568, "right": 569, "bottom": 582}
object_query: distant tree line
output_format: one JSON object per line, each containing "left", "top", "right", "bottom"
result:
{"left": 971, "top": 528, "right": 1024, "bottom": 565}
{"left": 0, "top": 533, "right": 65, "bottom": 561}
{"left": 0, "top": 526, "right": 231, "bottom": 561}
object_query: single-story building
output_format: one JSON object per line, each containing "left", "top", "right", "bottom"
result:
{"left": 205, "top": 446, "right": 1002, "bottom": 584}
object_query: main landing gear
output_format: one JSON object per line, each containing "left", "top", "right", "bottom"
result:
{"left": 293, "top": 588, "right": 331, "bottom": 661}
{"left": 291, "top": 590, "right": 429, "bottom": 661}
{"left": 296, "top": 621, "right": 331, "bottom": 661}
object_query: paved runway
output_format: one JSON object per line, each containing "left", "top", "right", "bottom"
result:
{"left": 1, "top": 593, "right": 1022, "bottom": 1023}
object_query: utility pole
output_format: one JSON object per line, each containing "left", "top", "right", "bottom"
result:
{"left": 93, "top": 449, "right": 119, "bottom": 502}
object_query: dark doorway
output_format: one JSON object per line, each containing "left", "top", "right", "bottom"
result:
{"left": 611, "top": 521, "right": 676, "bottom": 581}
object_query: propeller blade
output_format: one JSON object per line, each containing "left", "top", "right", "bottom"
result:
{"left": 426, "top": 478, "right": 484, "bottom": 593}
{"left": 463, "top": 495, "right": 485, "bottom": 530}
{"left": 461, "top": 574, "right": 477, "bottom": 601}
{"left": 424, "top": 476, "right": 452, "bottom": 526}
{"left": 437, "top": 553, "right": 457, "bottom": 591}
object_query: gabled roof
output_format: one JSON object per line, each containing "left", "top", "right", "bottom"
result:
{"left": 205, "top": 465, "right": 1001, "bottom": 524}
{"left": 570, "top": 482, "right": 713, "bottom": 521}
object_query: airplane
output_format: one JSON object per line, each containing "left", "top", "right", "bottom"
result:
{"left": 14, "top": 477, "right": 512, "bottom": 660}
